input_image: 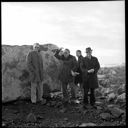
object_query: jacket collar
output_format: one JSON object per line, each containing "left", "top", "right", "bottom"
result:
{"left": 86, "top": 55, "right": 92, "bottom": 59}
{"left": 79, "top": 55, "right": 83, "bottom": 58}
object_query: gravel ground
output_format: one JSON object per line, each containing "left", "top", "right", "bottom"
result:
{"left": 2, "top": 98, "right": 126, "bottom": 128}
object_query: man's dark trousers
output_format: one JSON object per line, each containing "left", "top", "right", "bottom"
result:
{"left": 83, "top": 80, "right": 95, "bottom": 105}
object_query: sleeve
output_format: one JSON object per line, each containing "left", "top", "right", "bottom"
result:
{"left": 54, "top": 49, "right": 63, "bottom": 60}
{"left": 26, "top": 52, "right": 35, "bottom": 72}
{"left": 80, "top": 58, "right": 88, "bottom": 75}
{"left": 71, "top": 56, "right": 78, "bottom": 72}
{"left": 94, "top": 57, "right": 100, "bottom": 74}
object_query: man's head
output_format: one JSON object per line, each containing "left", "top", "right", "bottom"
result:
{"left": 85, "top": 47, "right": 92, "bottom": 57}
{"left": 59, "top": 50, "right": 64, "bottom": 56}
{"left": 76, "top": 50, "right": 82, "bottom": 57}
{"left": 63, "top": 49, "right": 70, "bottom": 58}
{"left": 33, "top": 43, "right": 40, "bottom": 52}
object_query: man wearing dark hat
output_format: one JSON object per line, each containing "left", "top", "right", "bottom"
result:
{"left": 81, "top": 47, "right": 100, "bottom": 108}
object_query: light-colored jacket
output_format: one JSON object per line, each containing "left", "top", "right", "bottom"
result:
{"left": 26, "top": 50, "right": 44, "bottom": 83}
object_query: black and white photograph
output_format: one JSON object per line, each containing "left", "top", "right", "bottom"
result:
{"left": 2, "top": 1, "right": 125, "bottom": 127}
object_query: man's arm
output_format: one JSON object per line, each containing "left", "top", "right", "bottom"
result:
{"left": 80, "top": 58, "right": 88, "bottom": 75}
{"left": 70, "top": 56, "right": 78, "bottom": 76}
{"left": 71, "top": 56, "right": 78, "bottom": 72}
{"left": 94, "top": 57, "right": 100, "bottom": 74}
{"left": 54, "top": 49, "right": 64, "bottom": 60}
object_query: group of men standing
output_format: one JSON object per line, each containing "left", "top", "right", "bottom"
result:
{"left": 26, "top": 43, "right": 100, "bottom": 110}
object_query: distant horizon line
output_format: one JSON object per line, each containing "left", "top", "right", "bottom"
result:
{"left": 100, "top": 63, "right": 125, "bottom": 67}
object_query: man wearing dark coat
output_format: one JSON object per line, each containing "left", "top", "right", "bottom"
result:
{"left": 26, "top": 43, "right": 46, "bottom": 104}
{"left": 81, "top": 47, "right": 100, "bottom": 108}
{"left": 75, "top": 50, "right": 84, "bottom": 98}
{"left": 54, "top": 48, "right": 78, "bottom": 107}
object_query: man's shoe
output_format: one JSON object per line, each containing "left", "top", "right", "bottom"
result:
{"left": 31, "top": 101, "right": 36, "bottom": 104}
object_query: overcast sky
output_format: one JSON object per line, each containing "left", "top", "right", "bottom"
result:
{"left": 2, "top": 1, "right": 125, "bottom": 67}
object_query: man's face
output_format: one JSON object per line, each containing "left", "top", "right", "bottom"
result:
{"left": 59, "top": 50, "right": 64, "bottom": 56}
{"left": 64, "top": 50, "right": 70, "bottom": 58}
{"left": 76, "top": 51, "right": 81, "bottom": 57}
{"left": 86, "top": 51, "right": 92, "bottom": 57}
{"left": 33, "top": 44, "right": 40, "bottom": 52}
{"left": 60, "top": 50, "right": 63, "bottom": 55}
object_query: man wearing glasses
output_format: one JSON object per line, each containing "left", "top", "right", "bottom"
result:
{"left": 81, "top": 47, "right": 100, "bottom": 109}
{"left": 54, "top": 48, "right": 78, "bottom": 110}
{"left": 26, "top": 43, "right": 46, "bottom": 104}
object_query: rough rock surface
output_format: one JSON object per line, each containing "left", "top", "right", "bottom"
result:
{"left": 79, "top": 123, "right": 97, "bottom": 127}
{"left": 115, "top": 93, "right": 125, "bottom": 103}
{"left": 2, "top": 65, "right": 126, "bottom": 127}
{"left": 107, "top": 92, "right": 117, "bottom": 102}
{"left": 26, "top": 112, "right": 37, "bottom": 123}
{"left": 100, "top": 113, "right": 111, "bottom": 120}
{"left": 2, "top": 44, "right": 62, "bottom": 103}
{"left": 107, "top": 107, "right": 125, "bottom": 118}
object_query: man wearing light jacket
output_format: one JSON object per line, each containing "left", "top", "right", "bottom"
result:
{"left": 26, "top": 43, "right": 46, "bottom": 104}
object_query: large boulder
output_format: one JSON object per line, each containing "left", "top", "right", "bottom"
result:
{"left": 95, "top": 89, "right": 103, "bottom": 97}
{"left": 115, "top": 93, "right": 126, "bottom": 104}
{"left": 2, "top": 44, "right": 62, "bottom": 103}
{"left": 107, "top": 92, "right": 117, "bottom": 102}
{"left": 100, "top": 113, "right": 112, "bottom": 121}
{"left": 79, "top": 123, "right": 97, "bottom": 127}
{"left": 98, "top": 74, "right": 106, "bottom": 80}
{"left": 117, "top": 84, "right": 125, "bottom": 95}
{"left": 99, "top": 79, "right": 110, "bottom": 88}
{"left": 100, "top": 87, "right": 113, "bottom": 96}
{"left": 107, "top": 107, "right": 125, "bottom": 118}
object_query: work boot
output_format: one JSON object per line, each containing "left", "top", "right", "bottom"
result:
{"left": 31, "top": 102, "right": 36, "bottom": 104}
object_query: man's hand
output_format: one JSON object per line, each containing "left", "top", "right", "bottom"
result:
{"left": 71, "top": 70, "right": 76, "bottom": 76}
{"left": 87, "top": 70, "right": 91, "bottom": 73}
{"left": 74, "top": 72, "right": 80, "bottom": 75}
{"left": 71, "top": 71, "right": 80, "bottom": 76}
{"left": 88, "top": 69, "right": 94, "bottom": 73}
{"left": 59, "top": 50, "right": 63, "bottom": 56}
{"left": 71, "top": 70, "right": 75, "bottom": 76}
{"left": 59, "top": 47, "right": 64, "bottom": 51}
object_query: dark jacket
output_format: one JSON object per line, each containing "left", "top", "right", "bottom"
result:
{"left": 26, "top": 50, "right": 44, "bottom": 83}
{"left": 54, "top": 49, "right": 77, "bottom": 83}
{"left": 81, "top": 56, "right": 100, "bottom": 89}
{"left": 74, "top": 55, "right": 84, "bottom": 84}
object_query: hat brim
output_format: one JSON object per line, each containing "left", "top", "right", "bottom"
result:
{"left": 86, "top": 50, "right": 92, "bottom": 52}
